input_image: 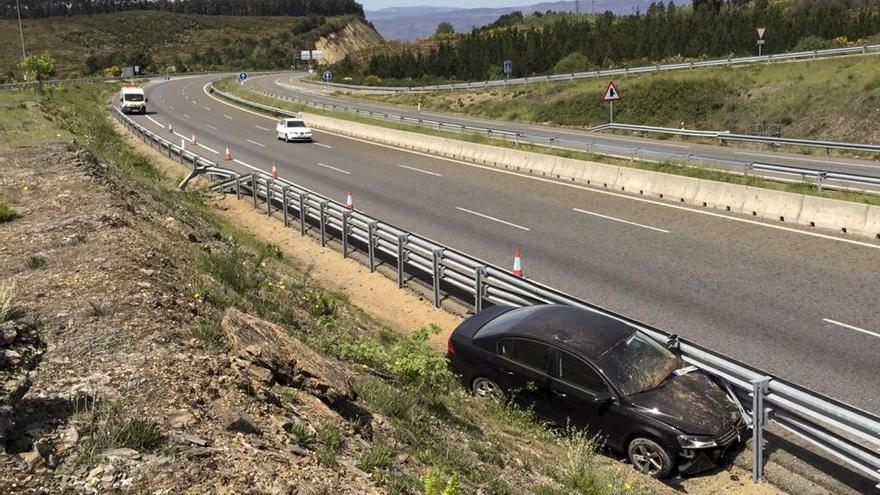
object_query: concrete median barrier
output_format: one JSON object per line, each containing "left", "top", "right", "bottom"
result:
{"left": 299, "top": 109, "right": 880, "bottom": 240}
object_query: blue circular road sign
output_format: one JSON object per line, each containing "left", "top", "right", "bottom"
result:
{"left": 238, "top": 71, "right": 248, "bottom": 82}
{"left": 322, "top": 71, "right": 333, "bottom": 82}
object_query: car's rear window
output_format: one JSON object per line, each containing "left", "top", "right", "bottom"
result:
{"left": 287, "top": 120, "right": 306, "bottom": 127}
{"left": 474, "top": 306, "right": 543, "bottom": 339}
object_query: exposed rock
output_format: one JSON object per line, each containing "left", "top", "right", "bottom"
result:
{"left": 221, "top": 308, "right": 355, "bottom": 407}
{"left": 227, "top": 411, "right": 262, "bottom": 436}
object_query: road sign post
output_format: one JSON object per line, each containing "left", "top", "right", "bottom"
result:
{"left": 238, "top": 71, "right": 248, "bottom": 85}
{"left": 757, "top": 27, "right": 766, "bottom": 56}
{"left": 503, "top": 60, "right": 513, "bottom": 82}
{"left": 322, "top": 70, "right": 333, "bottom": 91}
{"left": 602, "top": 81, "right": 622, "bottom": 123}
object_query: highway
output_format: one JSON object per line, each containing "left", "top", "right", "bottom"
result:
{"left": 137, "top": 75, "right": 880, "bottom": 415}
{"left": 248, "top": 73, "right": 880, "bottom": 179}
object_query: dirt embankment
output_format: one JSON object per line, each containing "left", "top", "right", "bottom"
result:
{"left": 315, "top": 18, "right": 384, "bottom": 65}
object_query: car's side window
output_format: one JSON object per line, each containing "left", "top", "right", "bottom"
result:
{"left": 499, "top": 339, "right": 550, "bottom": 372}
{"left": 279, "top": 120, "right": 286, "bottom": 127}
{"left": 558, "top": 352, "right": 606, "bottom": 393}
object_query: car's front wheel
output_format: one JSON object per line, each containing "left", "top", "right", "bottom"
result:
{"left": 471, "top": 377, "right": 501, "bottom": 398}
{"left": 627, "top": 437, "right": 674, "bottom": 478}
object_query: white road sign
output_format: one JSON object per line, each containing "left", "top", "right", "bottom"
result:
{"left": 602, "top": 81, "right": 622, "bottom": 102}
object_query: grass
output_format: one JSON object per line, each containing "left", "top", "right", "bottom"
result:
{"left": 0, "top": 280, "right": 15, "bottom": 323}
{"left": 0, "top": 89, "right": 69, "bottom": 149}
{"left": 363, "top": 54, "right": 880, "bottom": 145}
{"left": 25, "top": 255, "right": 47, "bottom": 270}
{"left": 215, "top": 78, "right": 880, "bottom": 206}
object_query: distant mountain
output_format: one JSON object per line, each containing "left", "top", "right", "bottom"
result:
{"left": 366, "top": 1, "right": 632, "bottom": 41}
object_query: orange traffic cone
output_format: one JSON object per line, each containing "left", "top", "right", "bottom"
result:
{"left": 224, "top": 145, "right": 232, "bottom": 161}
{"left": 191, "top": 132, "right": 197, "bottom": 145}
{"left": 271, "top": 162, "right": 278, "bottom": 179}
{"left": 512, "top": 249, "right": 523, "bottom": 277}
{"left": 346, "top": 191, "right": 353, "bottom": 209}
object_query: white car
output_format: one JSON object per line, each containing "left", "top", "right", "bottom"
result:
{"left": 276, "top": 117, "right": 313, "bottom": 142}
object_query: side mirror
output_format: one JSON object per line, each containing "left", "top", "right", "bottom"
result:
{"left": 145, "top": 98, "right": 149, "bottom": 103}
{"left": 593, "top": 391, "right": 613, "bottom": 404}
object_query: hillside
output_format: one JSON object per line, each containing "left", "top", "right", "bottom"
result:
{"left": 360, "top": 53, "right": 880, "bottom": 144}
{"left": 0, "top": 11, "right": 381, "bottom": 81}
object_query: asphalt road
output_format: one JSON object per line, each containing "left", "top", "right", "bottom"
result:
{"left": 249, "top": 73, "right": 880, "bottom": 179}
{"left": 136, "top": 75, "right": 880, "bottom": 415}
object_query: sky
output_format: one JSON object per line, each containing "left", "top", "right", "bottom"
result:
{"left": 362, "top": 0, "right": 540, "bottom": 10}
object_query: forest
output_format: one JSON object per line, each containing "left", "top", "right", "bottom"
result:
{"left": 344, "top": 0, "right": 880, "bottom": 83}
{"left": 0, "top": 0, "right": 363, "bottom": 19}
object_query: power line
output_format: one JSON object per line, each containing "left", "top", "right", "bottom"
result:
{"left": 16, "top": 0, "right": 26, "bottom": 59}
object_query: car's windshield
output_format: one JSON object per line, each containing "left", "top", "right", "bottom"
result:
{"left": 287, "top": 120, "right": 306, "bottom": 127}
{"left": 594, "top": 331, "right": 680, "bottom": 396}
{"left": 124, "top": 94, "right": 144, "bottom": 102}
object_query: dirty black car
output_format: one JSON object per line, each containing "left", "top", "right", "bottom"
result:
{"left": 446, "top": 304, "right": 747, "bottom": 478}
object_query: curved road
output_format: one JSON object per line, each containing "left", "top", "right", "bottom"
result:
{"left": 135, "top": 75, "right": 880, "bottom": 415}
{"left": 250, "top": 73, "right": 880, "bottom": 179}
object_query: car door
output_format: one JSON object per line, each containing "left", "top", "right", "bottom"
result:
{"left": 496, "top": 338, "right": 552, "bottom": 412}
{"left": 550, "top": 351, "right": 628, "bottom": 448}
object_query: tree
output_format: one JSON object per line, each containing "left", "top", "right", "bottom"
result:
{"left": 435, "top": 22, "right": 455, "bottom": 36}
{"left": 554, "top": 52, "right": 592, "bottom": 74}
{"left": 18, "top": 53, "right": 56, "bottom": 85}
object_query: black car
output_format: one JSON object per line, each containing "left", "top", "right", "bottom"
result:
{"left": 446, "top": 304, "right": 747, "bottom": 478}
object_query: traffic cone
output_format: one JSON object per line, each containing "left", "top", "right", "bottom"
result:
{"left": 512, "top": 249, "right": 523, "bottom": 277}
{"left": 191, "top": 132, "right": 197, "bottom": 145}
{"left": 346, "top": 191, "right": 353, "bottom": 209}
{"left": 271, "top": 162, "right": 278, "bottom": 179}
{"left": 224, "top": 145, "right": 232, "bottom": 161}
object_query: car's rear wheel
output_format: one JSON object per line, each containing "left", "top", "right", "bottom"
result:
{"left": 627, "top": 437, "right": 673, "bottom": 478}
{"left": 471, "top": 377, "right": 501, "bottom": 397}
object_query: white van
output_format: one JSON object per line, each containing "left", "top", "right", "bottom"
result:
{"left": 120, "top": 85, "right": 147, "bottom": 114}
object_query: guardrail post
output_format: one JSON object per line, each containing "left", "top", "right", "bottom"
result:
{"left": 298, "top": 193, "right": 308, "bottom": 235}
{"left": 432, "top": 249, "right": 444, "bottom": 308}
{"left": 266, "top": 179, "right": 273, "bottom": 216}
{"left": 367, "top": 222, "right": 378, "bottom": 272}
{"left": 281, "top": 186, "right": 290, "bottom": 227}
{"left": 251, "top": 174, "right": 259, "bottom": 209}
{"left": 397, "top": 234, "right": 408, "bottom": 288}
{"left": 235, "top": 175, "right": 241, "bottom": 200}
{"left": 474, "top": 266, "right": 485, "bottom": 313}
{"left": 319, "top": 201, "right": 328, "bottom": 246}
{"left": 342, "top": 212, "right": 351, "bottom": 258}
{"left": 751, "top": 377, "right": 771, "bottom": 482}
{"left": 816, "top": 172, "right": 826, "bottom": 192}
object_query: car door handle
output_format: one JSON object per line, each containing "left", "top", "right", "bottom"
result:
{"left": 552, "top": 389, "right": 567, "bottom": 398}
{"left": 499, "top": 368, "right": 515, "bottom": 376}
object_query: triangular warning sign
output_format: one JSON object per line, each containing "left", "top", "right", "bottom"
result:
{"left": 602, "top": 81, "right": 622, "bottom": 102}
{"left": 757, "top": 27, "right": 766, "bottom": 39}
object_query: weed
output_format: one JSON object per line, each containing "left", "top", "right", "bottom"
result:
{"left": 0, "top": 281, "right": 16, "bottom": 323}
{"left": 279, "top": 387, "right": 301, "bottom": 405}
{"left": 316, "top": 448, "right": 338, "bottom": 467}
{"left": 25, "top": 255, "right": 47, "bottom": 269}
{"left": 422, "top": 470, "right": 460, "bottom": 495}
{"left": 358, "top": 444, "right": 392, "bottom": 472}
{"left": 300, "top": 288, "right": 339, "bottom": 318}
{"left": 388, "top": 324, "right": 456, "bottom": 404}
{"left": 0, "top": 201, "right": 17, "bottom": 223}
{"left": 200, "top": 249, "right": 261, "bottom": 293}
{"left": 285, "top": 421, "right": 316, "bottom": 448}
{"left": 336, "top": 338, "right": 387, "bottom": 370}
{"left": 317, "top": 422, "right": 345, "bottom": 451}
{"left": 112, "top": 419, "right": 164, "bottom": 450}
{"left": 192, "top": 320, "right": 224, "bottom": 347}
{"left": 262, "top": 242, "right": 283, "bottom": 260}
{"left": 87, "top": 300, "right": 108, "bottom": 317}
{"left": 354, "top": 378, "right": 417, "bottom": 419}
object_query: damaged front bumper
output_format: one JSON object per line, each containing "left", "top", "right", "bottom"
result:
{"left": 677, "top": 422, "right": 748, "bottom": 475}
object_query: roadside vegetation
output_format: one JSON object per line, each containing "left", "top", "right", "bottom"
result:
{"left": 1, "top": 81, "right": 667, "bottom": 495}
{"left": 362, "top": 54, "right": 880, "bottom": 144}
{"left": 214, "top": 78, "right": 880, "bottom": 206}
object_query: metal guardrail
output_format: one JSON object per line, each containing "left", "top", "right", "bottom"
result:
{"left": 0, "top": 70, "right": 284, "bottom": 91}
{"left": 592, "top": 123, "right": 880, "bottom": 154}
{"left": 221, "top": 85, "right": 880, "bottom": 195}
{"left": 308, "top": 44, "right": 880, "bottom": 92}
{"left": 113, "top": 103, "right": 880, "bottom": 488}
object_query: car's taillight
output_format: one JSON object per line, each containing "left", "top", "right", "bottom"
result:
{"left": 447, "top": 338, "right": 455, "bottom": 355}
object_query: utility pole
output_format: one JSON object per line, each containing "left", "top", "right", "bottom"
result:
{"left": 15, "top": 0, "right": 26, "bottom": 59}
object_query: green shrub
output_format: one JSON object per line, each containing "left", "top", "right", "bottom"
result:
{"left": 192, "top": 320, "right": 224, "bottom": 347}
{"left": 358, "top": 444, "right": 392, "bottom": 472}
{"left": 553, "top": 52, "right": 592, "bottom": 74}
{"left": 112, "top": 419, "right": 164, "bottom": 450}
{"left": 389, "top": 324, "right": 455, "bottom": 401}
{"left": 792, "top": 35, "right": 836, "bottom": 52}
{"left": 200, "top": 249, "right": 261, "bottom": 293}
{"left": 422, "top": 470, "right": 460, "bottom": 495}
{"left": 0, "top": 201, "right": 17, "bottom": 223}
{"left": 25, "top": 256, "right": 47, "bottom": 269}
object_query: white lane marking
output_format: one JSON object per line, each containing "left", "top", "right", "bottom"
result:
{"left": 572, "top": 208, "right": 670, "bottom": 233}
{"left": 246, "top": 139, "right": 266, "bottom": 148}
{"left": 313, "top": 142, "right": 333, "bottom": 149}
{"left": 192, "top": 100, "right": 197, "bottom": 105}
{"left": 455, "top": 206, "right": 530, "bottom": 231}
{"left": 206, "top": 124, "right": 218, "bottom": 130}
{"left": 399, "top": 164, "right": 442, "bottom": 177}
{"left": 203, "top": 106, "right": 212, "bottom": 111}
{"left": 223, "top": 114, "right": 233, "bottom": 120}
{"left": 734, "top": 151, "right": 876, "bottom": 169}
{"left": 583, "top": 131, "right": 690, "bottom": 148}
{"left": 197, "top": 143, "right": 219, "bottom": 154}
{"left": 202, "top": 83, "right": 880, "bottom": 250}
{"left": 317, "top": 162, "right": 351, "bottom": 175}
{"left": 145, "top": 116, "right": 165, "bottom": 128}
{"left": 169, "top": 105, "right": 175, "bottom": 110}
{"left": 233, "top": 158, "right": 261, "bottom": 172}
{"left": 255, "top": 125, "right": 271, "bottom": 131}
{"left": 823, "top": 319, "right": 880, "bottom": 340}
{"left": 182, "top": 113, "right": 191, "bottom": 119}
{"left": 171, "top": 130, "right": 218, "bottom": 154}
